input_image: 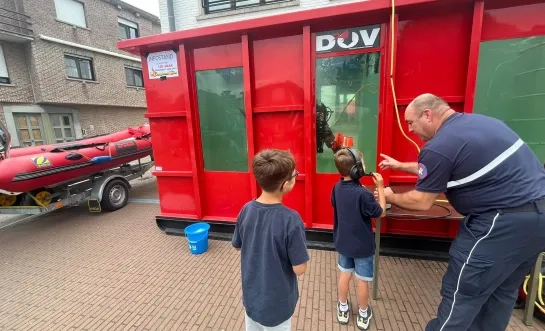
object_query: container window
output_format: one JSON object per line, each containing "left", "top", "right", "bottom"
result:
{"left": 195, "top": 67, "right": 248, "bottom": 172}
{"left": 315, "top": 52, "right": 381, "bottom": 173}
{"left": 473, "top": 35, "right": 545, "bottom": 163}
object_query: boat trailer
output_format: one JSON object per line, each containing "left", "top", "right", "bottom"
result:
{"left": 0, "top": 159, "right": 154, "bottom": 230}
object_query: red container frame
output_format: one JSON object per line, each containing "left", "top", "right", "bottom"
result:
{"left": 118, "top": 0, "right": 545, "bottom": 240}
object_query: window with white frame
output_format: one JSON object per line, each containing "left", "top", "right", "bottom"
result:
{"left": 118, "top": 17, "right": 139, "bottom": 39}
{"left": 0, "top": 45, "right": 10, "bottom": 84}
{"left": 64, "top": 54, "right": 95, "bottom": 80}
{"left": 54, "top": 0, "right": 87, "bottom": 28}
{"left": 125, "top": 67, "right": 144, "bottom": 87}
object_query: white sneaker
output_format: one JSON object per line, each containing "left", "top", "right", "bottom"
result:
{"left": 337, "top": 301, "right": 349, "bottom": 324}
{"left": 357, "top": 306, "right": 373, "bottom": 330}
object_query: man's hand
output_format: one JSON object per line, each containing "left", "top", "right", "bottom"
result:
{"left": 378, "top": 153, "right": 419, "bottom": 175}
{"left": 374, "top": 186, "right": 394, "bottom": 202}
{"left": 378, "top": 154, "right": 401, "bottom": 171}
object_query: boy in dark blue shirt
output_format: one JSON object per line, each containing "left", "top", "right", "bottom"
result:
{"left": 232, "top": 149, "right": 310, "bottom": 331}
{"left": 331, "top": 148, "right": 386, "bottom": 330}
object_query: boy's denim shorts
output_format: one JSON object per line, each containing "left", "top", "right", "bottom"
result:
{"left": 337, "top": 253, "right": 374, "bottom": 282}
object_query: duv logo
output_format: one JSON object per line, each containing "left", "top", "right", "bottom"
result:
{"left": 316, "top": 24, "right": 381, "bottom": 54}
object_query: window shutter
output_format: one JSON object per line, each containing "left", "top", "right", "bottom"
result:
{"left": 118, "top": 17, "right": 138, "bottom": 29}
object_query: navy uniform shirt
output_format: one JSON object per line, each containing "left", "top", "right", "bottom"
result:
{"left": 416, "top": 112, "right": 545, "bottom": 215}
{"left": 232, "top": 200, "right": 310, "bottom": 327}
{"left": 331, "top": 179, "right": 383, "bottom": 258}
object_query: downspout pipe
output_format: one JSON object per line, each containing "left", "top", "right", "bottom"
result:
{"left": 167, "top": 0, "right": 176, "bottom": 32}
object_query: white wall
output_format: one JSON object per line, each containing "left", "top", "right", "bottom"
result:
{"left": 159, "top": 0, "right": 366, "bottom": 32}
{"left": 158, "top": 0, "right": 171, "bottom": 32}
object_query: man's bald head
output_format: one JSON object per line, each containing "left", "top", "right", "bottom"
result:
{"left": 404, "top": 93, "right": 455, "bottom": 142}
{"left": 407, "top": 93, "right": 450, "bottom": 117}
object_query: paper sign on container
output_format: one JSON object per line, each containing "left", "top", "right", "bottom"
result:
{"left": 147, "top": 50, "right": 179, "bottom": 79}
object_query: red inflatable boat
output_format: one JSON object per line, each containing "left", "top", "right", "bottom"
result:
{"left": 0, "top": 122, "right": 152, "bottom": 198}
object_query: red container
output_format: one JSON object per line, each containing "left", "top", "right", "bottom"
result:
{"left": 118, "top": 0, "right": 545, "bottom": 240}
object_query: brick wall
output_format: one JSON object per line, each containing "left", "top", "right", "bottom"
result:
{"left": 16, "top": 0, "right": 162, "bottom": 109}
{"left": 0, "top": 104, "right": 6, "bottom": 127}
{"left": 0, "top": 42, "right": 34, "bottom": 103}
{"left": 161, "top": 0, "right": 363, "bottom": 31}
{"left": 78, "top": 105, "right": 147, "bottom": 136}
{"left": 0, "top": 0, "right": 161, "bottom": 143}
{"left": 24, "top": 0, "right": 161, "bottom": 57}
{"left": 26, "top": 43, "right": 43, "bottom": 102}
{"left": 30, "top": 39, "right": 147, "bottom": 108}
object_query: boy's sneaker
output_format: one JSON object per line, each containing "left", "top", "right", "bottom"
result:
{"left": 337, "top": 301, "right": 349, "bottom": 324}
{"left": 357, "top": 305, "right": 373, "bottom": 330}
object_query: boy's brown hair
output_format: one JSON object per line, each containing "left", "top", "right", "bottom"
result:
{"left": 253, "top": 149, "right": 296, "bottom": 192}
{"left": 334, "top": 148, "right": 364, "bottom": 177}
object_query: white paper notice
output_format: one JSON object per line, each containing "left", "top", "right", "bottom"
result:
{"left": 147, "top": 50, "right": 179, "bottom": 79}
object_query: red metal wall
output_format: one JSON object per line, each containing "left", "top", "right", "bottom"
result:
{"left": 124, "top": 0, "right": 545, "bottom": 239}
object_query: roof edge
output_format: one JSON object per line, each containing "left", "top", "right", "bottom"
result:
{"left": 104, "top": 0, "right": 160, "bottom": 23}
{"left": 117, "top": 0, "right": 441, "bottom": 54}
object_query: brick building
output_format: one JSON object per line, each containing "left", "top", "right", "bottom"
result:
{"left": 0, "top": 0, "right": 160, "bottom": 147}
{"left": 158, "top": 0, "right": 362, "bottom": 31}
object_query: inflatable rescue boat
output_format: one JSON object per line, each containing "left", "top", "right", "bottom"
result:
{"left": 0, "top": 122, "right": 152, "bottom": 200}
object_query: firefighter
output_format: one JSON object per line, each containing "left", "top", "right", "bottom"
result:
{"left": 376, "top": 93, "right": 545, "bottom": 331}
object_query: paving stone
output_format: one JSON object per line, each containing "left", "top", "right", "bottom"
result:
{"left": 0, "top": 199, "right": 543, "bottom": 330}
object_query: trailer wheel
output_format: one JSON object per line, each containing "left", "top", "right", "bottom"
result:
{"left": 100, "top": 179, "right": 129, "bottom": 212}
{"left": 0, "top": 193, "right": 22, "bottom": 207}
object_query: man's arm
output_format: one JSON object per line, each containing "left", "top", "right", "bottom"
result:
{"left": 398, "top": 162, "right": 419, "bottom": 175}
{"left": 388, "top": 190, "right": 440, "bottom": 211}
{"left": 378, "top": 154, "right": 418, "bottom": 175}
{"left": 387, "top": 149, "right": 453, "bottom": 211}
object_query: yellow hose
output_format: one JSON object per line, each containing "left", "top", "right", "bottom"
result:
{"left": 389, "top": 0, "right": 448, "bottom": 204}
{"left": 523, "top": 272, "right": 545, "bottom": 315}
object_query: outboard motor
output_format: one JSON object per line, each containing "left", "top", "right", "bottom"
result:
{"left": 0, "top": 121, "right": 11, "bottom": 159}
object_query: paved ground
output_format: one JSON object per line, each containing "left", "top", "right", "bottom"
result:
{"left": 0, "top": 178, "right": 544, "bottom": 330}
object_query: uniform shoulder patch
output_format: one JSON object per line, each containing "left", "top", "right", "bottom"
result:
{"left": 418, "top": 163, "right": 428, "bottom": 179}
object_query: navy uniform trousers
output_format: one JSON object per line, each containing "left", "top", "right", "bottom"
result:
{"left": 426, "top": 199, "right": 545, "bottom": 331}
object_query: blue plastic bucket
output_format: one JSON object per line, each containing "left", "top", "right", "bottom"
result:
{"left": 183, "top": 222, "right": 211, "bottom": 255}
